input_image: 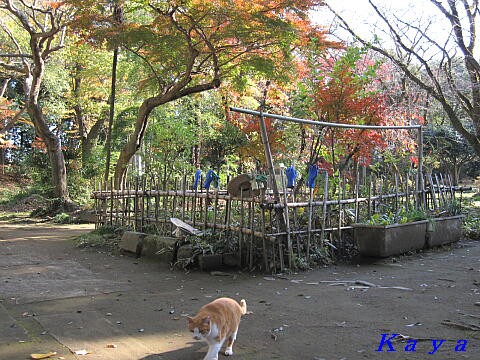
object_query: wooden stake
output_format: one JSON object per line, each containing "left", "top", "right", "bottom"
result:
{"left": 307, "top": 185, "right": 313, "bottom": 263}
{"left": 239, "top": 189, "right": 244, "bottom": 268}
{"left": 261, "top": 188, "right": 268, "bottom": 271}
{"left": 320, "top": 170, "right": 329, "bottom": 246}
{"left": 428, "top": 173, "right": 438, "bottom": 210}
{"left": 280, "top": 166, "right": 293, "bottom": 268}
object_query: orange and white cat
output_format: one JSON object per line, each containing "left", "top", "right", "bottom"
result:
{"left": 187, "top": 297, "right": 247, "bottom": 360}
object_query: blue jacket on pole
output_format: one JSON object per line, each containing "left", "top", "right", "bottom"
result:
{"left": 286, "top": 165, "right": 297, "bottom": 188}
{"left": 193, "top": 169, "right": 202, "bottom": 189}
{"left": 204, "top": 169, "right": 219, "bottom": 189}
{"left": 307, "top": 164, "right": 319, "bottom": 188}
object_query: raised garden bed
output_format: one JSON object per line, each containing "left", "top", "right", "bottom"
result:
{"left": 354, "top": 215, "right": 465, "bottom": 257}
{"left": 353, "top": 220, "right": 428, "bottom": 257}
{"left": 426, "top": 215, "right": 465, "bottom": 248}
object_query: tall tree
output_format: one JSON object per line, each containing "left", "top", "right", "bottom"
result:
{"left": 104, "top": 2, "right": 123, "bottom": 182}
{"left": 71, "top": 0, "right": 332, "bottom": 188}
{"left": 328, "top": 0, "right": 480, "bottom": 157}
{"left": 0, "top": 0, "right": 73, "bottom": 201}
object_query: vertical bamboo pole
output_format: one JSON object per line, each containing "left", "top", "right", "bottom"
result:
{"left": 337, "top": 172, "right": 343, "bottom": 252}
{"left": 280, "top": 166, "right": 293, "bottom": 268}
{"left": 439, "top": 173, "right": 448, "bottom": 203}
{"left": 270, "top": 209, "right": 277, "bottom": 272}
{"left": 404, "top": 172, "right": 410, "bottom": 211}
{"left": 307, "top": 186, "right": 313, "bottom": 263}
{"left": 103, "top": 179, "right": 108, "bottom": 227}
{"left": 428, "top": 173, "right": 438, "bottom": 210}
{"left": 139, "top": 176, "right": 147, "bottom": 231}
{"left": 446, "top": 173, "right": 454, "bottom": 201}
{"left": 95, "top": 179, "right": 99, "bottom": 227}
{"left": 435, "top": 173, "right": 446, "bottom": 208}
{"left": 261, "top": 188, "right": 268, "bottom": 271}
{"left": 257, "top": 110, "right": 287, "bottom": 261}
{"left": 204, "top": 187, "right": 209, "bottom": 231}
{"left": 354, "top": 167, "right": 360, "bottom": 223}
{"left": 182, "top": 174, "right": 187, "bottom": 221}
{"left": 239, "top": 189, "right": 244, "bottom": 268}
{"left": 417, "top": 126, "right": 425, "bottom": 208}
{"left": 154, "top": 176, "right": 159, "bottom": 228}
{"left": 192, "top": 178, "right": 198, "bottom": 227}
{"left": 249, "top": 200, "right": 254, "bottom": 270}
{"left": 134, "top": 177, "right": 139, "bottom": 231}
{"left": 141, "top": 176, "right": 146, "bottom": 231}
{"left": 291, "top": 185, "right": 301, "bottom": 259}
{"left": 126, "top": 179, "right": 130, "bottom": 228}
{"left": 394, "top": 172, "right": 399, "bottom": 215}
{"left": 186, "top": 177, "right": 191, "bottom": 216}
{"left": 110, "top": 177, "right": 114, "bottom": 225}
{"left": 172, "top": 178, "right": 178, "bottom": 231}
{"left": 320, "top": 170, "right": 329, "bottom": 245}
{"left": 163, "top": 175, "right": 168, "bottom": 232}
{"left": 367, "top": 175, "right": 372, "bottom": 218}
{"left": 226, "top": 195, "right": 232, "bottom": 232}
{"left": 213, "top": 187, "right": 219, "bottom": 234}
{"left": 146, "top": 176, "right": 151, "bottom": 227}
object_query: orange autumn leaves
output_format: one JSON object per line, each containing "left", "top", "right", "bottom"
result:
{"left": 230, "top": 48, "right": 422, "bottom": 169}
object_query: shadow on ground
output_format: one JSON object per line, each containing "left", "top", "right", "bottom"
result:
{"left": 140, "top": 341, "right": 203, "bottom": 360}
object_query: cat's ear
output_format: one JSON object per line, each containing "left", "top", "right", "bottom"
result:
{"left": 187, "top": 316, "right": 193, "bottom": 323}
{"left": 202, "top": 316, "right": 211, "bottom": 324}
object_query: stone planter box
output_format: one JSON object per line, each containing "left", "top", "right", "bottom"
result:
{"left": 198, "top": 254, "right": 223, "bottom": 271}
{"left": 426, "top": 215, "right": 465, "bottom": 248}
{"left": 353, "top": 220, "right": 428, "bottom": 257}
{"left": 222, "top": 253, "right": 240, "bottom": 267}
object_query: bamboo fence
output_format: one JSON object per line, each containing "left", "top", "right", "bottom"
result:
{"left": 92, "top": 168, "right": 464, "bottom": 271}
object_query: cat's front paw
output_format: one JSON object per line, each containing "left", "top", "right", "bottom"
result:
{"left": 225, "top": 347, "right": 233, "bottom": 356}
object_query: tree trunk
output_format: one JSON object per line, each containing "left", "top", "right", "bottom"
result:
{"left": 113, "top": 75, "right": 220, "bottom": 188}
{"left": 28, "top": 104, "right": 69, "bottom": 201}
{"left": 114, "top": 98, "right": 155, "bottom": 188}
{"left": 104, "top": 46, "right": 119, "bottom": 182}
{"left": 27, "top": 45, "right": 70, "bottom": 202}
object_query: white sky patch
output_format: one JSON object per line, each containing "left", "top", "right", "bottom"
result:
{"left": 311, "top": 0, "right": 475, "bottom": 58}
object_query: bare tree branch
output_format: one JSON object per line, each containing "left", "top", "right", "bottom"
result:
{"left": 327, "top": 1, "right": 480, "bottom": 155}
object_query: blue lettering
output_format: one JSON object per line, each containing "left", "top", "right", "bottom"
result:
{"left": 376, "top": 333, "right": 398, "bottom": 352}
{"left": 429, "top": 339, "right": 445, "bottom": 355}
{"left": 404, "top": 340, "right": 417, "bottom": 352}
{"left": 455, "top": 340, "right": 468, "bottom": 352}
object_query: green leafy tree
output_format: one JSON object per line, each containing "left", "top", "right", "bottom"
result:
{"left": 70, "top": 0, "right": 331, "bottom": 188}
{"left": 0, "top": 0, "right": 74, "bottom": 202}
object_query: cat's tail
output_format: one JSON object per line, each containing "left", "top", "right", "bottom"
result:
{"left": 240, "top": 299, "right": 247, "bottom": 315}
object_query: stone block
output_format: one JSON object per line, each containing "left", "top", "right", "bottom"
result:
{"left": 222, "top": 253, "right": 240, "bottom": 267}
{"left": 141, "top": 235, "right": 177, "bottom": 263}
{"left": 120, "top": 231, "right": 147, "bottom": 255}
{"left": 198, "top": 254, "right": 223, "bottom": 271}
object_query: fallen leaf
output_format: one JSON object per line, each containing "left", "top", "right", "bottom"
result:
{"left": 30, "top": 353, "right": 57, "bottom": 360}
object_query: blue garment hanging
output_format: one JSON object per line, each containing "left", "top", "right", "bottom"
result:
{"left": 307, "top": 164, "right": 319, "bottom": 188}
{"left": 204, "top": 169, "right": 220, "bottom": 189}
{"left": 193, "top": 169, "right": 202, "bottom": 190}
{"left": 286, "top": 165, "right": 297, "bottom": 188}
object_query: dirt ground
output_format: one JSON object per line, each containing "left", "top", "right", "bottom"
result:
{"left": 1, "top": 219, "right": 480, "bottom": 360}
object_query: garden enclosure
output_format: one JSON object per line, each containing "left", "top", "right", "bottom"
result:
{"left": 92, "top": 109, "right": 464, "bottom": 271}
